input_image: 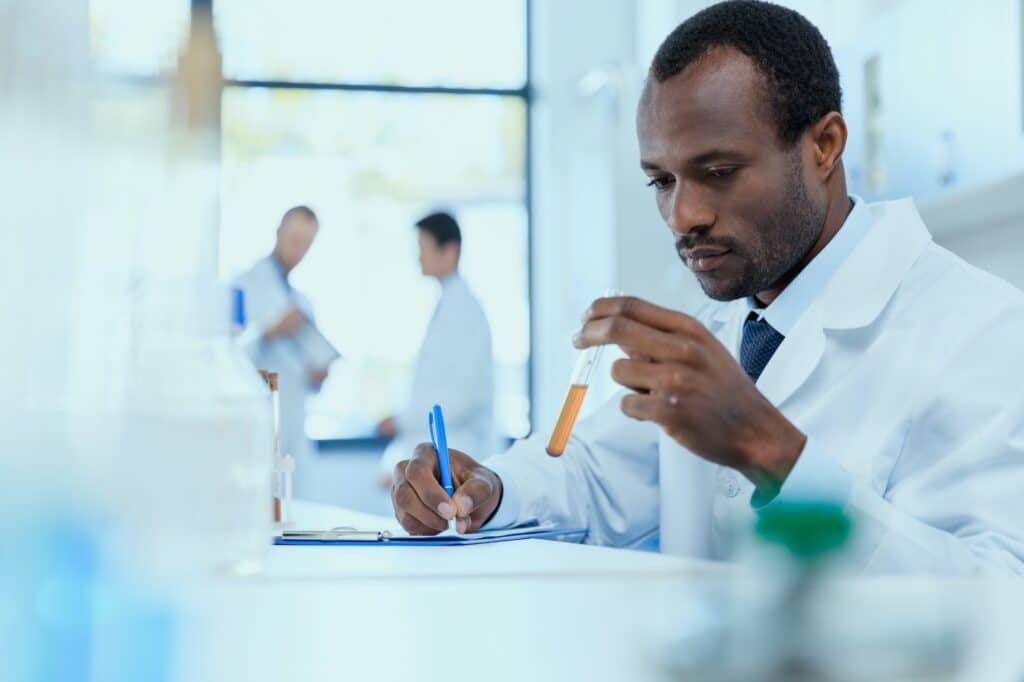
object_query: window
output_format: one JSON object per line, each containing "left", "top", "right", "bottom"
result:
{"left": 90, "top": 1, "right": 533, "bottom": 441}
{"left": 90, "top": 0, "right": 190, "bottom": 76}
{"left": 214, "top": 0, "right": 527, "bottom": 89}
{"left": 220, "top": 88, "right": 530, "bottom": 439}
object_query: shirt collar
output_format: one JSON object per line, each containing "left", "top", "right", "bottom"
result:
{"left": 268, "top": 254, "right": 292, "bottom": 290}
{"left": 440, "top": 271, "right": 461, "bottom": 290}
{"left": 747, "top": 195, "right": 872, "bottom": 337}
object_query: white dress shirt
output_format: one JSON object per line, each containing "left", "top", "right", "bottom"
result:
{"left": 381, "top": 273, "right": 496, "bottom": 472}
{"left": 482, "top": 197, "right": 1024, "bottom": 576}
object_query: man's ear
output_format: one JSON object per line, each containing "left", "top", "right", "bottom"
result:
{"left": 447, "top": 243, "right": 461, "bottom": 264}
{"left": 810, "top": 111, "right": 847, "bottom": 180}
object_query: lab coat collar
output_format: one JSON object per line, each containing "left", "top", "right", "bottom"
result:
{"left": 703, "top": 197, "right": 933, "bottom": 407}
{"left": 818, "top": 198, "right": 933, "bottom": 330}
{"left": 268, "top": 254, "right": 292, "bottom": 291}
{"left": 440, "top": 271, "right": 462, "bottom": 291}
{"left": 704, "top": 197, "right": 932, "bottom": 332}
{"left": 746, "top": 196, "right": 871, "bottom": 337}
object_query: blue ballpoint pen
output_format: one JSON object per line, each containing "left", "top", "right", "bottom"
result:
{"left": 429, "top": 404, "right": 457, "bottom": 533}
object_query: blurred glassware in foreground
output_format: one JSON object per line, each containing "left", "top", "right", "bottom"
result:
{"left": 0, "top": 484, "right": 176, "bottom": 682}
{"left": 2, "top": 0, "right": 272, "bottom": 594}
{"left": 659, "top": 503, "right": 967, "bottom": 681}
{"left": 114, "top": 4, "right": 273, "bottom": 578}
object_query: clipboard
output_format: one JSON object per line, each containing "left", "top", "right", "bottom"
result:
{"left": 288, "top": 319, "right": 341, "bottom": 369}
{"left": 274, "top": 523, "right": 588, "bottom": 547}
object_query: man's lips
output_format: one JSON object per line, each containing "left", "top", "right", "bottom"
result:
{"left": 681, "top": 247, "right": 732, "bottom": 273}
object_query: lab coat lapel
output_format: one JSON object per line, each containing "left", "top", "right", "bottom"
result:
{"left": 756, "top": 303, "right": 826, "bottom": 407}
{"left": 820, "top": 199, "right": 933, "bottom": 331}
{"left": 755, "top": 199, "right": 933, "bottom": 408}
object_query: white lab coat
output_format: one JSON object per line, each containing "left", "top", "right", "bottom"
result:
{"left": 234, "top": 256, "right": 319, "bottom": 495}
{"left": 484, "top": 198, "right": 1024, "bottom": 576}
{"left": 381, "top": 273, "right": 495, "bottom": 473}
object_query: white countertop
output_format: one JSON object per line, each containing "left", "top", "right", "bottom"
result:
{"left": 170, "top": 501, "right": 1024, "bottom": 682}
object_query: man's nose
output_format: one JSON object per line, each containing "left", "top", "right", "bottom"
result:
{"left": 666, "top": 182, "right": 715, "bottom": 237}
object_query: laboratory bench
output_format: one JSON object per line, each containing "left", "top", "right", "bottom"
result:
{"left": 171, "top": 502, "right": 1024, "bottom": 682}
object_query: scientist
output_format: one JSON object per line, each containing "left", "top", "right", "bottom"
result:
{"left": 235, "top": 205, "right": 329, "bottom": 495}
{"left": 377, "top": 211, "right": 495, "bottom": 487}
{"left": 390, "top": 0, "right": 1024, "bottom": 575}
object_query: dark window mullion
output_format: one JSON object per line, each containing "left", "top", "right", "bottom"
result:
{"left": 224, "top": 78, "right": 528, "bottom": 99}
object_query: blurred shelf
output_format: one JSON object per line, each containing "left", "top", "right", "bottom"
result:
{"left": 917, "top": 170, "right": 1024, "bottom": 239}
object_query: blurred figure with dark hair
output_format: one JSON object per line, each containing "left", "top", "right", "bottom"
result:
{"left": 377, "top": 211, "right": 495, "bottom": 488}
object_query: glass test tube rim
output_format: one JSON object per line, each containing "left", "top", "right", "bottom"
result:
{"left": 570, "top": 343, "right": 607, "bottom": 387}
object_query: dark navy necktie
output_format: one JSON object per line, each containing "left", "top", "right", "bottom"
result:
{"left": 740, "top": 313, "right": 785, "bottom": 382}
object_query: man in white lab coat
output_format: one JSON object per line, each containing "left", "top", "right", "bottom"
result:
{"left": 390, "top": 2, "right": 1024, "bottom": 575}
{"left": 234, "top": 206, "right": 329, "bottom": 495}
{"left": 377, "top": 212, "right": 495, "bottom": 487}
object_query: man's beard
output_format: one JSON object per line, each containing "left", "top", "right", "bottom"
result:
{"left": 679, "top": 156, "right": 826, "bottom": 302}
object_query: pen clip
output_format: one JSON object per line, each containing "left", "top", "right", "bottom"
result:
{"left": 428, "top": 410, "right": 438, "bottom": 452}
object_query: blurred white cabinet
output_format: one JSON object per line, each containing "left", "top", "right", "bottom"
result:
{"left": 838, "top": 0, "right": 1024, "bottom": 204}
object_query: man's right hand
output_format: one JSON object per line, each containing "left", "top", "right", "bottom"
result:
{"left": 262, "top": 306, "right": 305, "bottom": 341}
{"left": 376, "top": 416, "right": 398, "bottom": 439}
{"left": 391, "top": 444, "right": 503, "bottom": 535}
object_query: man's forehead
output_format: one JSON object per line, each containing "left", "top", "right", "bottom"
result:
{"left": 638, "top": 47, "right": 774, "bottom": 157}
{"left": 285, "top": 216, "right": 318, "bottom": 230}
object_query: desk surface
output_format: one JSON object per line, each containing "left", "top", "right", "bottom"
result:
{"left": 173, "top": 502, "right": 1024, "bottom": 682}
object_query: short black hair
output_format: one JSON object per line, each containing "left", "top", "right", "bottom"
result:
{"left": 280, "top": 205, "right": 317, "bottom": 226}
{"left": 650, "top": 0, "right": 841, "bottom": 145}
{"left": 415, "top": 211, "right": 461, "bottom": 248}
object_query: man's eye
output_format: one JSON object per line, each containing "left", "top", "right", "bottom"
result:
{"left": 645, "top": 176, "right": 674, "bottom": 190}
{"left": 706, "top": 167, "right": 738, "bottom": 179}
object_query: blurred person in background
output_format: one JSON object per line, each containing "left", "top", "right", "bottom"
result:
{"left": 377, "top": 211, "right": 495, "bottom": 488}
{"left": 235, "top": 205, "right": 329, "bottom": 495}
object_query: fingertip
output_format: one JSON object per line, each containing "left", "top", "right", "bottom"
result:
{"left": 453, "top": 494, "right": 474, "bottom": 516}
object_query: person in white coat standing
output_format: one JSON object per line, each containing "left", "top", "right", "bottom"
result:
{"left": 234, "top": 205, "right": 330, "bottom": 496}
{"left": 377, "top": 211, "right": 495, "bottom": 488}
{"left": 389, "top": 2, "right": 1024, "bottom": 576}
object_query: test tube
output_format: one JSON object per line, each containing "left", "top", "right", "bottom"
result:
{"left": 545, "top": 345, "right": 606, "bottom": 456}
{"left": 264, "top": 371, "right": 283, "bottom": 524}
{"left": 546, "top": 290, "right": 621, "bottom": 457}
{"left": 281, "top": 453, "right": 295, "bottom": 527}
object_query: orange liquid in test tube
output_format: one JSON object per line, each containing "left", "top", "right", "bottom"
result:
{"left": 546, "top": 290, "right": 620, "bottom": 457}
{"left": 546, "top": 383, "right": 588, "bottom": 456}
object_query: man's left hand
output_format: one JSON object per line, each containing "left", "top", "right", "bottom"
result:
{"left": 307, "top": 367, "right": 328, "bottom": 389}
{"left": 575, "top": 296, "right": 807, "bottom": 495}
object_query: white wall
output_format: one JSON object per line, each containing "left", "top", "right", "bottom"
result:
{"left": 836, "top": 0, "right": 1024, "bottom": 203}
{"left": 529, "top": 0, "right": 710, "bottom": 431}
{"left": 832, "top": 0, "right": 1024, "bottom": 290}
{"left": 530, "top": 0, "right": 631, "bottom": 430}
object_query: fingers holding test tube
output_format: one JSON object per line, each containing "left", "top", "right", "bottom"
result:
{"left": 574, "top": 295, "right": 700, "bottom": 361}
{"left": 573, "top": 295, "right": 807, "bottom": 489}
